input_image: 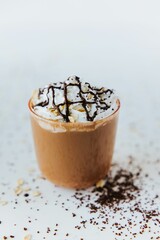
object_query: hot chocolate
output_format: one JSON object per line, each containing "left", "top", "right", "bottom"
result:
{"left": 28, "top": 76, "right": 120, "bottom": 188}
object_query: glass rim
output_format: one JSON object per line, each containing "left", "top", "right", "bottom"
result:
{"left": 28, "top": 98, "right": 121, "bottom": 127}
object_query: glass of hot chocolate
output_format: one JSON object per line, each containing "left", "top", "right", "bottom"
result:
{"left": 28, "top": 76, "right": 120, "bottom": 189}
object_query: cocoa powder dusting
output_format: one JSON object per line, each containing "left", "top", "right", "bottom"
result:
{"left": 71, "top": 160, "right": 160, "bottom": 238}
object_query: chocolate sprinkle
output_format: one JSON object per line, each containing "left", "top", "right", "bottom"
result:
{"left": 71, "top": 162, "right": 160, "bottom": 238}
{"left": 93, "top": 168, "right": 139, "bottom": 207}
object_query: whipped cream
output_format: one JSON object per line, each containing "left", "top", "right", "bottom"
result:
{"left": 31, "top": 76, "right": 119, "bottom": 123}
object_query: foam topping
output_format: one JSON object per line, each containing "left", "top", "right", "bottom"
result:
{"left": 31, "top": 76, "right": 119, "bottom": 123}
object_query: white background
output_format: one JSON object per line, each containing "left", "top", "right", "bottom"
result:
{"left": 0, "top": 0, "right": 160, "bottom": 88}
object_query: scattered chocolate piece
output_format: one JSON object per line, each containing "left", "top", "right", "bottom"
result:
{"left": 24, "top": 193, "right": 29, "bottom": 197}
{"left": 72, "top": 163, "right": 160, "bottom": 238}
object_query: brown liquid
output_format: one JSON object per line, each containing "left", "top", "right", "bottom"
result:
{"left": 29, "top": 100, "right": 120, "bottom": 189}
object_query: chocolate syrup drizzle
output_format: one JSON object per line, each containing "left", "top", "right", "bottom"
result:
{"left": 33, "top": 76, "right": 114, "bottom": 122}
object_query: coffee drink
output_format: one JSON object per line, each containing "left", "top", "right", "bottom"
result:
{"left": 28, "top": 76, "right": 120, "bottom": 188}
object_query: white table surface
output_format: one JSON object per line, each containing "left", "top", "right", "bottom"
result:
{"left": 0, "top": 1, "right": 160, "bottom": 239}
